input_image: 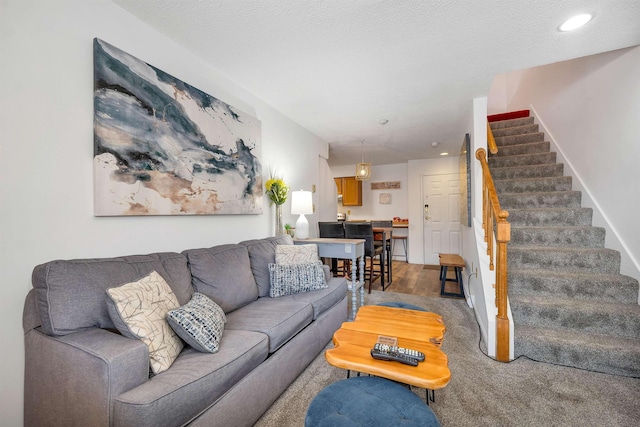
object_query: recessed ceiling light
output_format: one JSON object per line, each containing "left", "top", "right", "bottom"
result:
{"left": 379, "top": 119, "right": 389, "bottom": 125}
{"left": 440, "top": 152, "right": 448, "bottom": 156}
{"left": 431, "top": 141, "right": 439, "bottom": 147}
{"left": 559, "top": 13, "right": 592, "bottom": 32}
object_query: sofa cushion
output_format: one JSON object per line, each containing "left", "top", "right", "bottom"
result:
{"left": 268, "top": 261, "right": 328, "bottom": 298}
{"left": 106, "top": 271, "right": 184, "bottom": 374}
{"left": 224, "top": 298, "right": 313, "bottom": 352}
{"left": 239, "top": 235, "right": 293, "bottom": 297}
{"left": 31, "top": 252, "right": 193, "bottom": 336}
{"left": 275, "top": 244, "right": 318, "bottom": 265}
{"left": 114, "top": 329, "right": 269, "bottom": 427}
{"left": 167, "top": 293, "right": 226, "bottom": 353}
{"left": 275, "top": 276, "right": 347, "bottom": 320}
{"left": 182, "top": 244, "right": 258, "bottom": 313}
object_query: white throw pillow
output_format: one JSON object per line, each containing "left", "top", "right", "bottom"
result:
{"left": 106, "top": 271, "right": 184, "bottom": 374}
{"left": 275, "top": 244, "right": 318, "bottom": 265}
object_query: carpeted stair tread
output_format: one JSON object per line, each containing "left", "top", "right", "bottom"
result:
{"left": 510, "top": 295, "right": 640, "bottom": 339}
{"left": 510, "top": 225, "right": 605, "bottom": 247}
{"left": 507, "top": 207, "right": 593, "bottom": 227}
{"left": 489, "top": 111, "right": 638, "bottom": 377}
{"left": 492, "top": 141, "right": 550, "bottom": 157}
{"left": 489, "top": 152, "right": 557, "bottom": 168}
{"left": 494, "top": 132, "right": 545, "bottom": 146}
{"left": 508, "top": 269, "right": 639, "bottom": 303}
{"left": 509, "top": 245, "right": 620, "bottom": 273}
{"left": 491, "top": 163, "right": 564, "bottom": 180}
{"left": 514, "top": 325, "right": 640, "bottom": 377}
{"left": 492, "top": 123, "right": 539, "bottom": 137}
{"left": 499, "top": 190, "right": 582, "bottom": 209}
{"left": 495, "top": 176, "right": 572, "bottom": 193}
{"left": 490, "top": 116, "right": 534, "bottom": 129}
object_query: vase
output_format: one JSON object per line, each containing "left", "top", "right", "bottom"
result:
{"left": 274, "top": 204, "right": 285, "bottom": 236}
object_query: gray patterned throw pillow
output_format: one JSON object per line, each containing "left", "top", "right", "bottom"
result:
{"left": 268, "top": 260, "right": 328, "bottom": 298}
{"left": 167, "top": 292, "right": 226, "bottom": 353}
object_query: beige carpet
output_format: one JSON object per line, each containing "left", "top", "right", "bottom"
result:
{"left": 255, "top": 290, "right": 640, "bottom": 426}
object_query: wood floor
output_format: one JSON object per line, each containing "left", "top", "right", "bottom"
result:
{"left": 334, "top": 260, "right": 463, "bottom": 298}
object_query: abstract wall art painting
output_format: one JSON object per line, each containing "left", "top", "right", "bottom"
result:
{"left": 93, "top": 38, "right": 263, "bottom": 216}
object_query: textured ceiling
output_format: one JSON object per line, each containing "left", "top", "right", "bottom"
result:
{"left": 113, "top": 0, "right": 640, "bottom": 166}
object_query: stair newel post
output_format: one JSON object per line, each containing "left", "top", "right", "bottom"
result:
{"left": 476, "top": 147, "right": 512, "bottom": 362}
{"left": 495, "top": 211, "right": 510, "bottom": 362}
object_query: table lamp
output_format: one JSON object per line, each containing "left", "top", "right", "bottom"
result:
{"left": 291, "top": 190, "right": 313, "bottom": 239}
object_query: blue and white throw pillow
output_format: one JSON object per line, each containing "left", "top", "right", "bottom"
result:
{"left": 268, "top": 260, "right": 328, "bottom": 298}
{"left": 167, "top": 293, "right": 226, "bottom": 353}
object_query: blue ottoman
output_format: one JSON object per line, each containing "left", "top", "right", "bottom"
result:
{"left": 305, "top": 376, "right": 440, "bottom": 427}
{"left": 377, "top": 301, "right": 427, "bottom": 311}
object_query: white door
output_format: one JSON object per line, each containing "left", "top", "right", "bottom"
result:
{"left": 423, "top": 174, "right": 462, "bottom": 265}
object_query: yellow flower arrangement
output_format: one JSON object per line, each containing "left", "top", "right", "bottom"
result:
{"left": 265, "top": 176, "right": 289, "bottom": 206}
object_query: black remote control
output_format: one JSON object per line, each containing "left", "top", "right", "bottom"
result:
{"left": 371, "top": 344, "right": 418, "bottom": 366}
{"left": 395, "top": 346, "right": 425, "bottom": 362}
{"left": 373, "top": 343, "right": 425, "bottom": 362}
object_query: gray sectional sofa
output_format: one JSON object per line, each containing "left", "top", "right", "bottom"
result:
{"left": 23, "top": 235, "right": 348, "bottom": 427}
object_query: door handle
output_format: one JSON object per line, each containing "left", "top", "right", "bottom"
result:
{"left": 424, "top": 204, "right": 431, "bottom": 221}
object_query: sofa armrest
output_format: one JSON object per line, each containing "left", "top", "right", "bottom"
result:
{"left": 24, "top": 327, "right": 149, "bottom": 427}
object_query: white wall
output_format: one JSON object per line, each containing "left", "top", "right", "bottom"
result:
{"left": 489, "top": 46, "right": 640, "bottom": 282}
{"left": 0, "top": 1, "right": 330, "bottom": 424}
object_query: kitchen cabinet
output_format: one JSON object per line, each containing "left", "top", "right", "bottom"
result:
{"left": 335, "top": 177, "right": 362, "bottom": 206}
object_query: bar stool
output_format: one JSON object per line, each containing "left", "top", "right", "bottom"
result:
{"left": 318, "top": 222, "right": 346, "bottom": 276}
{"left": 372, "top": 220, "right": 392, "bottom": 283}
{"left": 392, "top": 235, "right": 408, "bottom": 262}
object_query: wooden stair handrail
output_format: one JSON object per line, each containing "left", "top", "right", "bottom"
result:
{"left": 475, "top": 147, "right": 510, "bottom": 362}
{"left": 487, "top": 122, "right": 498, "bottom": 154}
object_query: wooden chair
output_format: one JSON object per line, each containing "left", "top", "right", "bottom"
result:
{"left": 318, "top": 222, "right": 346, "bottom": 276}
{"left": 344, "top": 222, "right": 385, "bottom": 293}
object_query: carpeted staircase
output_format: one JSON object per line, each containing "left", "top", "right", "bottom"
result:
{"left": 488, "top": 114, "right": 640, "bottom": 377}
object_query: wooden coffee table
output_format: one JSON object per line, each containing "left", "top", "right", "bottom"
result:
{"left": 325, "top": 305, "right": 451, "bottom": 390}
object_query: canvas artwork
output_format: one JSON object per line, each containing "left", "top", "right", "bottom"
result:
{"left": 93, "top": 38, "right": 263, "bottom": 216}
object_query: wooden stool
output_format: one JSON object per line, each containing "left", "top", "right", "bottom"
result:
{"left": 438, "top": 253, "right": 465, "bottom": 298}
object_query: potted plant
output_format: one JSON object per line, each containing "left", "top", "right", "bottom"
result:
{"left": 284, "top": 223, "right": 295, "bottom": 238}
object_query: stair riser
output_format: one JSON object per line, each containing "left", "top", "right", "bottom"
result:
{"left": 507, "top": 208, "right": 593, "bottom": 227}
{"left": 499, "top": 191, "right": 582, "bottom": 209}
{"left": 510, "top": 227, "right": 605, "bottom": 247}
{"left": 508, "top": 271, "right": 639, "bottom": 303}
{"left": 490, "top": 116, "right": 534, "bottom": 130}
{"left": 492, "top": 123, "right": 539, "bottom": 137}
{"left": 511, "top": 300, "right": 640, "bottom": 339}
{"left": 508, "top": 248, "right": 621, "bottom": 274}
{"left": 514, "top": 335, "right": 640, "bottom": 377}
{"left": 493, "top": 141, "right": 550, "bottom": 157}
{"left": 495, "top": 176, "right": 572, "bottom": 194}
{"left": 491, "top": 164, "right": 564, "bottom": 180}
{"left": 495, "top": 132, "right": 545, "bottom": 146}
{"left": 489, "top": 152, "right": 556, "bottom": 168}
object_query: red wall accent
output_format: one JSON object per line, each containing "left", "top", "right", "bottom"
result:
{"left": 487, "top": 110, "right": 530, "bottom": 122}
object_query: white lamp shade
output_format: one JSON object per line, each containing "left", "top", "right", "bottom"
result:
{"left": 291, "top": 190, "right": 313, "bottom": 239}
{"left": 291, "top": 190, "right": 313, "bottom": 214}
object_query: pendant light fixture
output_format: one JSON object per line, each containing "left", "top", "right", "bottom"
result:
{"left": 355, "top": 140, "right": 371, "bottom": 181}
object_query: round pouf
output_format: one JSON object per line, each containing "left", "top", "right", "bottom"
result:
{"left": 305, "top": 376, "right": 440, "bottom": 427}
{"left": 377, "top": 301, "right": 427, "bottom": 311}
